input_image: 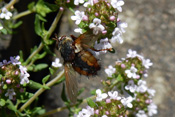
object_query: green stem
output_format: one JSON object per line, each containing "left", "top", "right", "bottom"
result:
{"left": 19, "top": 70, "right": 65, "bottom": 112}
{"left": 24, "top": 10, "right": 63, "bottom": 66}
{"left": 39, "top": 96, "right": 96, "bottom": 117}
{"left": 13, "top": 10, "right": 33, "bottom": 20}
{"left": 5, "top": 0, "right": 17, "bottom": 9}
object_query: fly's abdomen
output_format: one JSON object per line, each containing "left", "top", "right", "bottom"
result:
{"left": 72, "top": 50, "right": 100, "bottom": 76}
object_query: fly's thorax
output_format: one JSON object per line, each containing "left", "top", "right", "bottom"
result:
{"left": 58, "top": 36, "right": 75, "bottom": 62}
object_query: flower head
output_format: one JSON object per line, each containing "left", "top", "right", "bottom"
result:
{"left": 108, "top": 91, "right": 121, "bottom": 100}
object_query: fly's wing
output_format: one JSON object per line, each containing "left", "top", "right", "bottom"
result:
{"left": 64, "top": 63, "right": 78, "bottom": 103}
{"left": 73, "top": 32, "right": 100, "bottom": 49}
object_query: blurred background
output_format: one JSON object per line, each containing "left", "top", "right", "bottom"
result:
{"left": 0, "top": 0, "right": 175, "bottom": 116}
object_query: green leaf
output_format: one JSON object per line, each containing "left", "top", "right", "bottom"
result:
{"left": 90, "top": 89, "right": 96, "bottom": 95}
{"left": 44, "top": 2, "right": 59, "bottom": 12}
{"left": 28, "top": 80, "right": 43, "bottom": 89}
{"left": 61, "top": 83, "right": 68, "bottom": 102}
{"left": 86, "top": 98, "right": 96, "bottom": 108}
{"left": 36, "top": 0, "right": 52, "bottom": 17}
{"left": 6, "top": 100, "right": 17, "bottom": 112}
{"left": 34, "top": 14, "right": 42, "bottom": 36}
{"left": 42, "top": 85, "right": 50, "bottom": 90}
{"left": 116, "top": 74, "right": 123, "bottom": 82}
{"left": 32, "top": 107, "right": 46, "bottom": 116}
{"left": 0, "top": 99, "right": 6, "bottom": 106}
{"left": 49, "top": 67, "right": 54, "bottom": 75}
{"left": 42, "top": 75, "right": 50, "bottom": 84}
{"left": 19, "top": 50, "right": 24, "bottom": 63}
{"left": 33, "top": 63, "right": 48, "bottom": 72}
{"left": 78, "top": 88, "right": 85, "bottom": 96}
{"left": 11, "top": 21, "right": 23, "bottom": 28}
{"left": 28, "top": 2, "right": 35, "bottom": 11}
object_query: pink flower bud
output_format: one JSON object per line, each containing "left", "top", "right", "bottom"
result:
{"left": 60, "top": 7, "right": 64, "bottom": 11}
{"left": 83, "top": 15, "right": 88, "bottom": 21}
{"left": 6, "top": 79, "right": 11, "bottom": 84}
{"left": 20, "top": 88, "right": 24, "bottom": 93}
{"left": 106, "top": 98, "right": 111, "bottom": 103}
{"left": 109, "top": 16, "right": 115, "bottom": 21}
{"left": 121, "top": 64, "right": 126, "bottom": 68}
{"left": 95, "top": 109, "right": 99, "bottom": 114}
{"left": 95, "top": 12, "right": 99, "bottom": 16}
{"left": 105, "top": 111, "right": 109, "bottom": 115}
{"left": 102, "top": 30, "right": 107, "bottom": 34}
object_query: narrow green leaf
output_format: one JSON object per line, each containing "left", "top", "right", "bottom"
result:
{"left": 78, "top": 88, "right": 85, "bottom": 96}
{"left": 42, "top": 85, "right": 50, "bottom": 90}
{"left": 28, "top": 80, "right": 43, "bottom": 89}
{"left": 42, "top": 75, "right": 50, "bottom": 84}
{"left": 11, "top": 21, "right": 23, "bottom": 28}
{"left": 49, "top": 67, "right": 54, "bottom": 75}
{"left": 34, "top": 14, "right": 42, "bottom": 36}
{"left": 87, "top": 98, "right": 96, "bottom": 108}
{"left": 61, "top": 83, "right": 68, "bottom": 102}
{"left": 0, "top": 99, "right": 6, "bottom": 106}
{"left": 33, "top": 63, "right": 48, "bottom": 72}
{"left": 90, "top": 89, "right": 96, "bottom": 95}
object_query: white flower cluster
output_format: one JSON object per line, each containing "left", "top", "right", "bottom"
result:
{"left": 0, "top": 7, "right": 12, "bottom": 20}
{"left": 76, "top": 89, "right": 133, "bottom": 117}
{"left": 71, "top": 0, "right": 127, "bottom": 43}
{"left": 127, "top": 49, "right": 153, "bottom": 69}
{"left": 0, "top": 55, "right": 30, "bottom": 85}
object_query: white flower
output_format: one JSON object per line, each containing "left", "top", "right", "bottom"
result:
{"left": 121, "top": 96, "right": 133, "bottom": 108}
{"left": 142, "top": 59, "right": 153, "bottom": 69}
{"left": 52, "top": 58, "right": 62, "bottom": 68}
{"left": 74, "top": 0, "right": 85, "bottom": 5}
{"left": 71, "top": 10, "right": 85, "bottom": 25}
{"left": 117, "top": 20, "right": 128, "bottom": 33}
{"left": 10, "top": 55, "right": 21, "bottom": 65}
{"left": 111, "top": 27, "right": 123, "bottom": 44}
{"left": 125, "top": 80, "right": 137, "bottom": 93}
{"left": 83, "top": 0, "right": 95, "bottom": 7}
{"left": 96, "top": 89, "right": 108, "bottom": 101}
{"left": 74, "top": 28, "right": 83, "bottom": 34}
{"left": 111, "top": 0, "right": 125, "bottom": 12}
{"left": 136, "top": 110, "right": 148, "bottom": 117}
{"left": 77, "top": 106, "right": 94, "bottom": 117}
{"left": 102, "top": 115, "right": 108, "bottom": 117}
{"left": 125, "top": 66, "right": 138, "bottom": 79}
{"left": 105, "top": 65, "right": 116, "bottom": 77}
{"left": 94, "top": 38, "right": 112, "bottom": 53}
{"left": 127, "top": 49, "right": 138, "bottom": 58}
{"left": 0, "top": 7, "right": 12, "bottom": 20}
{"left": 5, "top": 88, "right": 16, "bottom": 100}
{"left": 89, "top": 18, "right": 105, "bottom": 35}
{"left": 148, "top": 103, "right": 158, "bottom": 116}
{"left": 108, "top": 91, "right": 121, "bottom": 100}
{"left": 19, "top": 65, "right": 30, "bottom": 84}
{"left": 136, "top": 80, "right": 147, "bottom": 93}
{"left": 147, "top": 88, "right": 156, "bottom": 97}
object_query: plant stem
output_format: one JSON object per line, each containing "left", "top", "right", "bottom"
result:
{"left": 5, "top": 0, "right": 17, "bottom": 9}
{"left": 39, "top": 96, "right": 96, "bottom": 117}
{"left": 13, "top": 10, "right": 33, "bottom": 20}
{"left": 24, "top": 10, "right": 63, "bottom": 65}
{"left": 19, "top": 70, "right": 65, "bottom": 112}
